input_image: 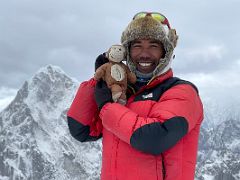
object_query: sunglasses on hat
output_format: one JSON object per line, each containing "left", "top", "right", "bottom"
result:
{"left": 133, "top": 12, "right": 171, "bottom": 29}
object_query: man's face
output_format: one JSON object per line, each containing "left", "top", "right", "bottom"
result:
{"left": 130, "top": 39, "right": 165, "bottom": 74}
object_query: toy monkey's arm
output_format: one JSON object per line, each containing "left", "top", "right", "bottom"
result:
{"left": 94, "top": 63, "right": 108, "bottom": 81}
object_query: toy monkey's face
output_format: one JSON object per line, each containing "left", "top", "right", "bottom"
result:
{"left": 108, "top": 45, "right": 126, "bottom": 63}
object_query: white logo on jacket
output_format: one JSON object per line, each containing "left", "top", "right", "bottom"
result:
{"left": 142, "top": 93, "right": 153, "bottom": 99}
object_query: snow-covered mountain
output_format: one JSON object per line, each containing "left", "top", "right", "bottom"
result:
{"left": 0, "top": 65, "right": 240, "bottom": 180}
{"left": 0, "top": 65, "right": 102, "bottom": 180}
{"left": 196, "top": 105, "right": 240, "bottom": 180}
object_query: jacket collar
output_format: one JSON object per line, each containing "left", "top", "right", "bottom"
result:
{"left": 127, "top": 69, "right": 173, "bottom": 96}
{"left": 146, "top": 69, "right": 173, "bottom": 89}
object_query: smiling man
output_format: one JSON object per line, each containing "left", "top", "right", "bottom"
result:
{"left": 129, "top": 39, "right": 166, "bottom": 88}
{"left": 130, "top": 40, "right": 165, "bottom": 73}
{"left": 67, "top": 12, "right": 203, "bottom": 180}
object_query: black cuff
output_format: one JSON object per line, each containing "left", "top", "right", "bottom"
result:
{"left": 67, "top": 116, "right": 102, "bottom": 142}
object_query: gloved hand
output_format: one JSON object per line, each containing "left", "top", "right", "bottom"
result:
{"left": 95, "top": 53, "right": 109, "bottom": 71}
{"left": 94, "top": 79, "right": 113, "bottom": 110}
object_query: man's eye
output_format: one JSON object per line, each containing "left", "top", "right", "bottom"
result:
{"left": 150, "top": 44, "right": 160, "bottom": 48}
{"left": 132, "top": 44, "right": 141, "bottom": 48}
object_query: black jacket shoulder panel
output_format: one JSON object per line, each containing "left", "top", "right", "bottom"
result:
{"left": 133, "top": 77, "right": 198, "bottom": 102}
{"left": 174, "top": 79, "right": 199, "bottom": 94}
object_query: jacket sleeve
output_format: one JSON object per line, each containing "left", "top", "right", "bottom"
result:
{"left": 99, "top": 84, "right": 203, "bottom": 155}
{"left": 67, "top": 78, "right": 103, "bottom": 142}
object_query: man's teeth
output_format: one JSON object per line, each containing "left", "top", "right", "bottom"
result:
{"left": 139, "top": 63, "right": 152, "bottom": 67}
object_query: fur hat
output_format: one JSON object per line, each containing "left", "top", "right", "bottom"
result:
{"left": 121, "top": 15, "right": 178, "bottom": 76}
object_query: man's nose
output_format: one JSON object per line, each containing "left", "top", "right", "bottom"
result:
{"left": 138, "top": 48, "right": 151, "bottom": 59}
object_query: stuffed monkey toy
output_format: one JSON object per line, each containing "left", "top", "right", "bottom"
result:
{"left": 94, "top": 45, "right": 136, "bottom": 105}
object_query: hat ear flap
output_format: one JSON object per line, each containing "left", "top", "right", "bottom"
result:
{"left": 168, "top": 29, "right": 178, "bottom": 48}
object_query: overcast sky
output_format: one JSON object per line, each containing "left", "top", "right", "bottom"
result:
{"left": 1, "top": 0, "right": 240, "bottom": 111}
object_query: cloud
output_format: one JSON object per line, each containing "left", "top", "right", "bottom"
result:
{"left": 0, "top": 0, "right": 240, "bottom": 109}
{"left": 177, "top": 58, "right": 240, "bottom": 104}
{"left": 185, "top": 45, "right": 225, "bottom": 62}
{"left": 173, "top": 44, "right": 228, "bottom": 74}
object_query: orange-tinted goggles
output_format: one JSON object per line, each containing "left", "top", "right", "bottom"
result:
{"left": 133, "top": 12, "right": 171, "bottom": 29}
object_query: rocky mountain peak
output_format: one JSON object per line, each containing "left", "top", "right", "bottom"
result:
{"left": 0, "top": 65, "right": 102, "bottom": 180}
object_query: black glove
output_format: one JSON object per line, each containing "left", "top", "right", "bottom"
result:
{"left": 95, "top": 53, "right": 109, "bottom": 71}
{"left": 94, "top": 79, "right": 113, "bottom": 110}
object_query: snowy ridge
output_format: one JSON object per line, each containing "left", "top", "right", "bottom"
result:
{"left": 35, "top": 64, "right": 79, "bottom": 85}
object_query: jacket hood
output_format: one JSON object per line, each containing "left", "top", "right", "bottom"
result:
{"left": 121, "top": 15, "right": 178, "bottom": 77}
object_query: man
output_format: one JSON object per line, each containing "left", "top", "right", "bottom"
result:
{"left": 67, "top": 12, "right": 203, "bottom": 180}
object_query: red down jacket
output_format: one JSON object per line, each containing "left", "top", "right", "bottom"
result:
{"left": 67, "top": 69, "right": 203, "bottom": 180}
